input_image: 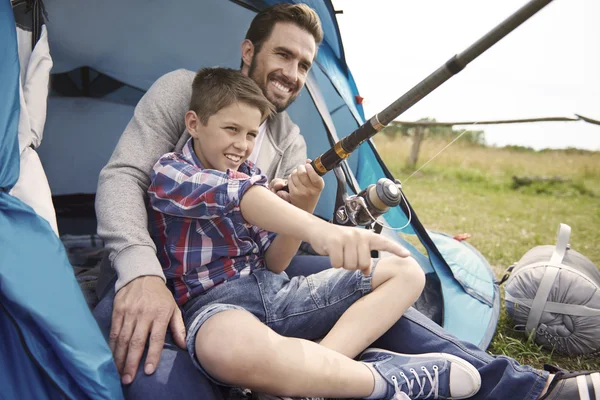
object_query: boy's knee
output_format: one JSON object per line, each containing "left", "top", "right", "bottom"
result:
{"left": 195, "top": 310, "right": 245, "bottom": 374}
{"left": 195, "top": 309, "right": 263, "bottom": 382}
{"left": 391, "top": 256, "right": 425, "bottom": 291}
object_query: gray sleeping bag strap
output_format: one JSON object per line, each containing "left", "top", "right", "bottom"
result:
{"left": 550, "top": 223, "right": 571, "bottom": 264}
{"left": 524, "top": 224, "right": 571, "bottom": 337}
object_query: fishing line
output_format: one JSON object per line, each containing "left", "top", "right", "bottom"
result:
{"left": 370, "top": 122, "right": 478, "bottom": 232}
{"left": 403, "top": 122, "right": 479, "bottom": 184}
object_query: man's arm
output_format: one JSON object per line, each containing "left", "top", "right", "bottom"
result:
{"left": 95, "top": 69, "right": 194, "bottom": 384}
{"left": 96, "top": 69, "right": 193, "bottom": 289}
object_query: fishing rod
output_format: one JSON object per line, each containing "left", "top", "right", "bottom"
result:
{"left": 295, "top": 0, "right": 555, "bottom": 180}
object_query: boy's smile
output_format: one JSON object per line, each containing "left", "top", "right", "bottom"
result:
{"left": 186, "top": 102, "right": 262, "bottom": 172}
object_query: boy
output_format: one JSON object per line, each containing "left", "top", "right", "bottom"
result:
{"left": 147, "top": 67, "right": 482, "bottom": 399}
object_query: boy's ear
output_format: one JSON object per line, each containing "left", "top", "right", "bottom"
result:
{"left": 241, "top": 39, "right": 255, "bottom": 71}
{"left": 185, "top": 110, "right": 201, "bottom": 138}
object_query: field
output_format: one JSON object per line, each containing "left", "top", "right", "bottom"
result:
{"left": 373, "top": 134, "right": 600, "bottom": 371}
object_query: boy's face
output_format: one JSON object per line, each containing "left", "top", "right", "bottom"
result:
{"left": 186, "top": 102, "right": 262, "bottom": 172}
{"left": 243, "top": 22, "right": 316, "bottom": 112}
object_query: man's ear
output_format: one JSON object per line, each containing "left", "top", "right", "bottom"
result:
{"left": 185, "top": 111, "right": 201, "bottom": 138}
{"left": 240, "top": 39, "right": 255, "bottom": 72}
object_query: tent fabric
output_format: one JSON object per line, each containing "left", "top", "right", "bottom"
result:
{"left": 429, "top": 232, "right": 500, "bottom": 349}
{"left": 10, "top": 24, "right": 58, "bottom": 234}
{"left": 16, "top": 25, "right": 52, "bottom": 152}
{"left": 0, "top": 2, "right": 122, "bottom": 398}
{"left": 45, "top": 0, "right": 254, "bottom": 91}
{"left": 0, "top": 194, "right": 123, "bottom": 400}
{"left": 9, "top": 146, "right": 58, "bottom": 233}
{"left": 0, "top": 3, "right": 20, "bottom": 190}
{"left": 39, "top": 97, "right": 135, "bottom": 195}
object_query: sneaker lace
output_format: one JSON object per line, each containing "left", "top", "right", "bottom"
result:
{"left": 390, "top": 365, "right": 439, "bottom": 399}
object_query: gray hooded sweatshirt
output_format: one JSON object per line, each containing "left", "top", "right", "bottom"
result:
{"left": 95, "top": 69, "right": 307, "bottom": 291}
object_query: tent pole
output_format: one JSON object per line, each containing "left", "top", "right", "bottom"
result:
{"left": 309, "top": 0, "right": 555, "bottom": 176}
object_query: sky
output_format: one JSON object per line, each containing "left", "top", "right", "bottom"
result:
{"left": 331, "top": 0, "right": 600, "bottom": 150}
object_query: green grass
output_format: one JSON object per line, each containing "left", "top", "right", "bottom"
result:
{"left": 373, "top": 135, "right": 600, "bottom": 371}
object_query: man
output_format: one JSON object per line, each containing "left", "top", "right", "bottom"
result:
{"left": 94, "top": 3, "right": 599, "bottom": 400}
{"left": 96, "top": 3, "right": 321, "bottom": 383}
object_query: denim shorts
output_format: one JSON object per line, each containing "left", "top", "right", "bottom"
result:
{"left": 183, "top": 262, "right": 378, "bottom": 385}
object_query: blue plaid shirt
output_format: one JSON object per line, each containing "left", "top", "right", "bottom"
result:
{"left": 148, "top": 138, "right": 276, "bottom": 305}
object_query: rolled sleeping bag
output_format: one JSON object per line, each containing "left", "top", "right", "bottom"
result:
{"left": 504, "top": 223, "right": 600, "bottom": 356}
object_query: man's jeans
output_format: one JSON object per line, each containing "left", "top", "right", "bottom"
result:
{"left": 93, "top": 255, "right": 547, "bottom": 400}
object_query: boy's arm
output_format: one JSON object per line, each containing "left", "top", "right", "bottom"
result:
{"left": 263, "top": 234, "right": 303, "bottom": 274}
{"left": 148, "top": 156, "right": 266, "bottom": 220}
{"left": 263, "top": 162, "right": 325, "bottom": 273}
{"left": 240, "top": 186, "right": 410, "bottom": 274}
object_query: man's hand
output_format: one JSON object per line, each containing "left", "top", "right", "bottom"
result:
{"left": 309, "top": 224, "right": 410, "bottom": 275}
{"left": 109, "top": 276, "right": 186, "bottom": 384}
{"left": 288, "top": 160, "right": 325, "bottom": 213}
{"left": 269, "top": 178, "right": 291, "bottom": 203}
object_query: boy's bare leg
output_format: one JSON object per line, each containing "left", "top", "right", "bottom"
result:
{"left": 196, "top": 309, "right": 375, "bottom": 398}
{"left": 319, "top": 256, "right": 425, "bottom": 358}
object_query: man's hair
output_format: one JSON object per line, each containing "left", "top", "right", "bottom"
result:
{"left": 246, "top": 3, "right": 323, "bottom": 55}
{"left": 190, "top": 67, "right": 275, "bottom": 124}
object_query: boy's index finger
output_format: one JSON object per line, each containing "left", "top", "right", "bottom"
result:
{"left": 370, "top": 234, "right": 410, "bottom": 258}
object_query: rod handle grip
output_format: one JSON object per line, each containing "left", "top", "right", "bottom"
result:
{"left": 278, "top": 158, "right": 320, "bottom": 192}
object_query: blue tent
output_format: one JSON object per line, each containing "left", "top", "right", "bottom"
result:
{"left": 1, "top": 0, "right": 499, "bottom": 397}
{"left": 0, "top": 1, "right": 122, "bottom": 398}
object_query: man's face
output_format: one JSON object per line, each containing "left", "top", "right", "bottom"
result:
{"left": 187, "top": 102, "right": 262, "bottom": 172}
{"left": 245, "top": 22, "right": 317, "bottom": 112}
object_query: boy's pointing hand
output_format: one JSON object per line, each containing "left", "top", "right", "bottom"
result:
{"left": 309, "top": 225, "right": 410, "bottom": 275}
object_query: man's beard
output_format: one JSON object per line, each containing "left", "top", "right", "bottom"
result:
{"left": 248, "top": 58, "right": 298, "bottom": 113}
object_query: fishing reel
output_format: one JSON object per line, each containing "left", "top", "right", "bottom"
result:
{"left": 333, "top": 165, "right": 403, "bottom": 227}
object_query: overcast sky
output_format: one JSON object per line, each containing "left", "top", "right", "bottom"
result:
{"left": 332, "top": 0, "right": 600, "bottom": 150}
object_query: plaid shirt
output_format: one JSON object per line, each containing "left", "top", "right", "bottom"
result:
{"left": 148, "top": 138, "right": 276, "bottom": 305}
